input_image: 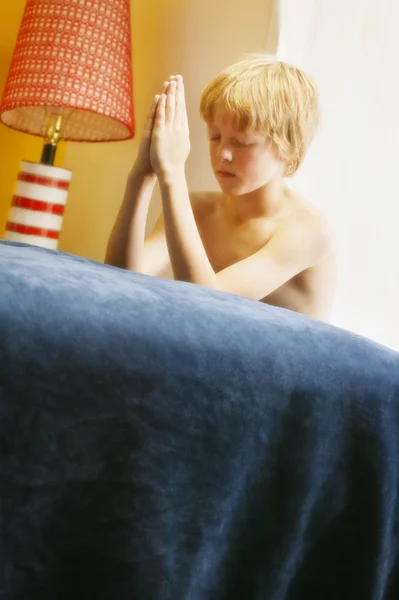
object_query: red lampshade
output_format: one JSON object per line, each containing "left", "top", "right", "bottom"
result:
{"left": 0, "top": 0, "right": 135, "bottom": 142}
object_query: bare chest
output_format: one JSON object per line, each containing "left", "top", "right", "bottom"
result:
{"left": 193, "top": 205, "right": 327, "bottom": 317}
{"left": 196, "top": 212, "right": 307, "bottom": 308}
{"left": 194, "top": 209, "right": 274, "bottom": 273}
{"left": 189, "top": 193, "right": 335, "bottom": 320}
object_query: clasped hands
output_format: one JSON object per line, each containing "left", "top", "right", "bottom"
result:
{"left": 136, "top": 75, "right": 191, "bottom": 183}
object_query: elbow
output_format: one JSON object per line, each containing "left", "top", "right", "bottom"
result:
{"left": 104, "top": 239, "right": 117, "bottom": 267}
{"left": 104, "top": 244, "right": 133, "bottom": 272}
{"left": 104, "top": 250, "right": 120, "bottom": 269}
{"left": 104, "top": 249, "right": 127, "bottom": 270}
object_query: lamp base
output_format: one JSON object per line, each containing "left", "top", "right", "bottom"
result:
{"left": 4, "top": 161, "right": 72, "bottom": 250}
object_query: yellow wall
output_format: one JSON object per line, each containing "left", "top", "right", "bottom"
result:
{"left": 0, "top": 2, "right": 65, "bottom": 236}
{"left": 0, "top": 0, "right": 277, "bottom": 257}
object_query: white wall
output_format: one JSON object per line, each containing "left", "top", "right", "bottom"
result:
{"left": 278, "top": 0, "right": 399, "bottom": 351}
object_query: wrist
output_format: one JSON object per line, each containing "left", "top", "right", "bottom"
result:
{"left": 126, "top": 169, "right": 157, "bottom": 208}
{"left": 129, "top": 165, "right": 157, "bottom": 185}
{"left": 157, "top": 165, "right": 186, "bottom": 188}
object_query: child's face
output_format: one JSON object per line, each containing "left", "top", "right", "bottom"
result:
{"left": 207, "top": 106, "right": 283, "bottom": 196}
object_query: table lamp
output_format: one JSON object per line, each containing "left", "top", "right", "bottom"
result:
{"left": 0, "top": 0, "right": 134, "bottom": 250}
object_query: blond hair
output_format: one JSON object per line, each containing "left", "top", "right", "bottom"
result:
{"left": 200, "top": 53, "right": 319, "bottom": 176}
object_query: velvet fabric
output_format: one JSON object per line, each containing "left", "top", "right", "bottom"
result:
{"left": 1, "top": 240, "right": 398, "bottom": 599}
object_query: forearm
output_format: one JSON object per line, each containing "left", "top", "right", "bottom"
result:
{"left": 105, "top": 168, "right": 156, "bottom": 271}
{"left": 159, "top": 169, "right": 217, "bottom": 287}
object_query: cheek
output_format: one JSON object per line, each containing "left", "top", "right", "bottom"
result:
{"left": 237, "top": 149, "right": 262, "bottom": 175}
{"left": 243, "top": 149, "right": 272, "bottom": 177}
{"left": 209, "top": 144, "right": 217, "bottom": 165}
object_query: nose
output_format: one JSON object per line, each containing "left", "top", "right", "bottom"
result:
{"left": 217, "top": 144, "right": 233, "bottom": 163}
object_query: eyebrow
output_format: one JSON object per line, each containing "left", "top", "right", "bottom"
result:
{"left": 208, "top": 126, "right": 256, "bottom": 141}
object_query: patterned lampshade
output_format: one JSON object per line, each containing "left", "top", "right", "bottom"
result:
{"left": 0, "top": 0, "right": 135, "bottom": 142}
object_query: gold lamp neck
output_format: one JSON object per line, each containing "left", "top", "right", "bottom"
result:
{"left": 44, "top": 114, "right": 64, "bottom": 146}
{"left": 41, "top": 114, "right": 64, "bottom": 166}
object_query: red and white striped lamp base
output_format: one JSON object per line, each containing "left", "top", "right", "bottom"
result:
{"left": 5, "top": 161, "right": 71, "bottom": 250}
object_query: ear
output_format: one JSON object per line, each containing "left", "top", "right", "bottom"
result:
{"left": 265, "top": 139, "right": 286, "bottom": 175}
{"left": 265, "top": 137, "right": 275, "bottom": 152}
{"left": 266, "top": 138, "right": 282, "bottom": 160}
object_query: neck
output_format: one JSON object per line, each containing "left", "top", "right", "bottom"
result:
{"left": 229, "top": 175, "right": 287, "bottom": 223}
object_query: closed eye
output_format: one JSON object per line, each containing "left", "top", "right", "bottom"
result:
{"left": 234, "top": 139, "right": 254, "bottom": 147}
{"left": 209, "top": 136, "right": 254, "bottom": 146}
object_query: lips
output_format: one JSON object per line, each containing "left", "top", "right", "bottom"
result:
{"left": 217, "top": 170, "right": 235, "bottom": 177}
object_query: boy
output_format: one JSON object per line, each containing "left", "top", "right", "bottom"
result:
{"left": 105, "top": 54, "right": 336, "bottom": 320}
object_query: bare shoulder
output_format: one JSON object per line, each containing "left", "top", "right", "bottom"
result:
{"left": 283, "top": 189, "right": 334, "bottom": 259}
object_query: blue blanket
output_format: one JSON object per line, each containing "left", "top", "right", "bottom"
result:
{"left": 0, "top": 240, "right": 398, "bottom": 599}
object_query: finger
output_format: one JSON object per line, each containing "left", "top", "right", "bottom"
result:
{"left": 144, "top": 94, "right": 160, "bottom": 134}
{"left": 175, "top": 79, "right": 184, "bottom": 124}
{"left": 175, "top": 75, "right": 187, "bottom": 124}
{"left": 165, "top": 80, "right": 176, "bottom": 123}
{"left": 179, "top": 79, "right": 189, "bottom": 127}
{"left": 154, "top": 94, "right": 166, "bottom": 128}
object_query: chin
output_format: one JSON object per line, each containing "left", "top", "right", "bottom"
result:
{"left": 218, "top": 181, "right": 257, "bottom": 197}
{"left": 217, "top": 177, "right": 243, "bottom": 195}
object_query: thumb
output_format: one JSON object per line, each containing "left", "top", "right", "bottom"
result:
{"left": 143, "top": 82, "right": 169, "bottom": 136}
{"left": 143, "top": 95, "right": 160, "bottom": 137}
